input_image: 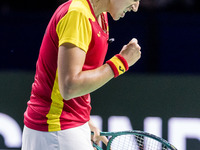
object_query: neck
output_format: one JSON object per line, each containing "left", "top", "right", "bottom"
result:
{"left": 89, "top": 0, "right": 107, "bottom": 17}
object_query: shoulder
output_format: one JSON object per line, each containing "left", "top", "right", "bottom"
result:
{"left": 68, "top": 0, "right": 95, "bottom": 21}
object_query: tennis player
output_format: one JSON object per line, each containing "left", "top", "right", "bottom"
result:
{"left": 22, "top": 0, "right": 141, "bottom": 149}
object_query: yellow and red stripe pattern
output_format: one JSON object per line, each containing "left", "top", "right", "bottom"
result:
{"left": 46, "top": 71, "right": 64, "bottom": 131}
{"left": 24, "top": 0, "right": 109, "bottom": 132}
{"left": 106, "top": 54, "right": 129, "bottom": 78}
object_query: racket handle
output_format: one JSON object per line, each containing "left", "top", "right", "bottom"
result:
{"left": 92, "top": 141, "right": 103, "bottom": 150}
{"left": 91, "top": 132, "right": 104, "bottom": 150}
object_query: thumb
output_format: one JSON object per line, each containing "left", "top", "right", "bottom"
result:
{"left": 121, "top": 44, "right": 127, "bottom": 51}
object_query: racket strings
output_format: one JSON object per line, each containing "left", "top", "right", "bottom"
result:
{"left": 110, "top": 134, "right": 170, "bottom": 150}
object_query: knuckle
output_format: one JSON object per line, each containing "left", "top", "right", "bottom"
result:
{"left": 132, "top": 38, "right": 138, "bottom": 43}
{"left": 131, "top": 42, "right": 137, "bottom": 47}
{"left": 138, "top": 45, "right": 141, "bottom": 50}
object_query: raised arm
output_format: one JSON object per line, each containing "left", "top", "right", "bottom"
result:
{"left": 58, "top": 43, "right": 114, "bottom": 100}
{"left": 58, "top": 38, "right": 141, "bottom": 100}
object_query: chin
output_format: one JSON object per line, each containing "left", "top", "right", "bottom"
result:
{"left": 113, "top": 18, "right": 119, "bottom": 21}
{"left": 110, "top": 14, "right": 120, "bottom": 21}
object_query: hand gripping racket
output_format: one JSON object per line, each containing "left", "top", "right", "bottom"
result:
{"left": 91, "top": 130, "right": 177, "bottom": 150}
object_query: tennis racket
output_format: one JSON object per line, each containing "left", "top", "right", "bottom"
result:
{"left": 91, "top": 130, "right": 177, "bottom": 150}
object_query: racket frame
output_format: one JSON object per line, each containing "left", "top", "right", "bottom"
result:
{"left": 91, "top": 130, "right": 177, "bottom": 150}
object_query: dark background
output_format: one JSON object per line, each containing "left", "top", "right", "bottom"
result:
{"left": 0, "top": 0, "right": 200, "bottom": 73}
{"left": 0, "top": 0, "right": 200, "bottom": 149}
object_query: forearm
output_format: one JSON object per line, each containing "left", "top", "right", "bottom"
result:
{"left": 60, "top": 63, "right": 114, "bottom": 100}
{"left": 88, "top": 119, "right": 96, "bottom": 131}
{"left": 58, "top": 38, "right": 141, "bottom": 100}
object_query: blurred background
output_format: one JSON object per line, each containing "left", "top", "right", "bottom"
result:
{"left": 0, "top": 0, "right": 200, "bottom": 149}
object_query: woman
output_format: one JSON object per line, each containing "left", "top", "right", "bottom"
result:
{"left": 22, "top": 0, "right": 141, "bottom": 149}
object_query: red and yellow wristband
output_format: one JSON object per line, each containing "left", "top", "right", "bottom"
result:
{"left": 106, "top": 54, "right": 129, "bottom": 78}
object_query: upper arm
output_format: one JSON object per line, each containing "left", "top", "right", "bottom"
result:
{"left": 58, "top": 43, "right": 86, "bottom": 99}
{"left": 56, "top": 10, "right": 92, "bottom": 53}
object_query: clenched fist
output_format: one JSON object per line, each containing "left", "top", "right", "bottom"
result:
{"left": 119, "top": 38, "right": 141, "bottom": 67}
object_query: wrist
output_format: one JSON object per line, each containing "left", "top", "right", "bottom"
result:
{"left": 106, "top": 54, "right": 129, "bottom": 78}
